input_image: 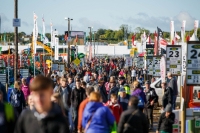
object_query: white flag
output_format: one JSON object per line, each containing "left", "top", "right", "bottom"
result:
{"left": 194, "top": 20, "right": 199, "bottom": 36}
{"left": 170, "top": 21, "right": 174, "bottom": 44}
{"left": 42, "top": 15, "right": 45, "bottom": 43}
{"left": 50, "top": 21, "right": 53, "bottom": 48}
{"left": 181, "top": 20, "right": 186, "bottom": 42}
{"left": 33, "top": 13, "right": 38, "bottom": 54}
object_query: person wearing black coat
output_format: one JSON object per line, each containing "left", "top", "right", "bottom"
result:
{"left": 118, "top": 96, "right": 148, "bottom": 133}
{"left": 162, "top": 82, "right": 173, "bottom": 109}
{"left": 14, "top": 75, "right": 69, "bottom": 133}
{"left": 71, "top": 79, "right": 86, "bottom": 132}
{"left": 157, "top": 104, "right": 175, "bottom": 133}
{"left": 108, "top": 79, "right": 119, "bottom": 100}
{"left": 15, "top": 103, "right": 69, "bottom": 133}
{"left": 97, "top": 79, "right": 108, "bottom": 103}
{"left": 144, "top": 80, "right": 158, "bottom": 130}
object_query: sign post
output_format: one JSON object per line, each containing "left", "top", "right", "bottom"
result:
{"left": 186, "top": 41, "right": 200, "bottom": 85}
{"left": 153, "top": 56, "right": 161, "bottom": 77}
{"left": 166, "top": 45, "right": 182, "bottom": 75}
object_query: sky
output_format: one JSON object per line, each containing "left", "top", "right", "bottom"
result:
{"left": 0, "top": 0, "right": 200, "bottom": 35}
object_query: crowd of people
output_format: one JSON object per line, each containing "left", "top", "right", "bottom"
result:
{"left": 0, "top": 57, "right": 178, "bottom": 133}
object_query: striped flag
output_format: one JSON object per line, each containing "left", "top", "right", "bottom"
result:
{"left": 75, "top": 34, "right": 78, "bottom": 42}
{"left": 89, "top": 43, "right": 92, "bottom": 60}
{"left": 154, "top": 31, "right": 158, "bottom": 55}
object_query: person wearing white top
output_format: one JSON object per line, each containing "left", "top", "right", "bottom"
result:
{"left": 131, "top": 68, "right": 136, "bottom": 82}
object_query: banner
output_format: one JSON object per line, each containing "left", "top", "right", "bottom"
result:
{"left": 54, "top": 37, "right": 59, "bottom": 60}
{"left": 194, "top": 20, "right": 199, "bottom": 36}
{"left": 181, "top": 20, "right": 186, "bottom": 43}
{"left": 33, "top": 13, "right": 38, "bottom": 54}
{"left": 50, "top": 21, "right": 53, "bottom": 48}
{"left": 170, "top": 21, "right": 174, "bottom": 44}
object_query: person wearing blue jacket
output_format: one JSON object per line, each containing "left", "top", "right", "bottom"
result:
{"left": 82, "top": 92, "right": 116, "bottom": 133}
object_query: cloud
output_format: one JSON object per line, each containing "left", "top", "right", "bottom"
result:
{"left": 124, "top": 11, "right": 197, "bottom": 32}
{"left": 78, "top": 17, "right": 108, "bottom": 30}
{"left": 173, "top": 11, "right": 196, "bottom": 30}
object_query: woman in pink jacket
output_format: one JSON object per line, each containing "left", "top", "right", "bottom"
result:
{"left": 21, "top": 78, "right": 30, "bottom": 102}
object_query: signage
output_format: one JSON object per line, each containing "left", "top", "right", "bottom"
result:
{"left": 73, "top": 58, "right": 80, "bottom": 66}
{"left": 195, "top": 120, "right": 200, "bottom": 128}
{"left": 193, "top": 87, "right": 200, "bottom": 102}
{"left": 187, "top": 41, "right": 200, "bottom": 85}
{"left": 166, "top": 45, "right": 182, "bottom": 75}
{"left": 146, "top": 56, "right": 153, "bottom": 75}
{"left": 182, "top": 43, "right": 187, "bottom": 75}
{"left": 160, "top": 56, "right": 166, "bottom": 82}
{"left": 146, "top": 43, "right": 154, "bottom": 56}
{"left": 153, "top": 56, "right": 161, "bottom": 77}
{"left": 172, "top": 110, "right": 180, "bottom": 133}
{"left": 137, "top": 57, "right": 144, "bottom": 68}
{"left": 52, "top": 64, "right": 58, "bottom": 71}
{"left": 125, "top": 57, "right": 132, "bottom": 67}
{"left": 13, "top": 18, "right": 21, "bottom": 27}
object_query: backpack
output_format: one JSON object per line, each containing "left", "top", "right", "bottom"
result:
{"left": 137, "top": 95, "right": 145, "bottom": 108}
{"left": 10, "top": 89, "right": 21, "bottom": 107}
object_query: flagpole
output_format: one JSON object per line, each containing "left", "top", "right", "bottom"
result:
{"left": 50, "top": 21, "right": 53, "bottom": 70}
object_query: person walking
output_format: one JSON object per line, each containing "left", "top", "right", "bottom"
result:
{"left": 162, "top": 82, "right": 173, "bottom": 110}
{"left": 108, "top": 78, "right": 119, "bottom": 100}
{"left": 9, "top": 81, "right": 26, "bottom": 116}
{"left": 144, "top": 80, "right": 158, "bottom": 130}
{"left": 97, "top": 79, "right": 108, "bottom": 103}
{"left": 118, "top": 96, "right": 148, "bottom": 133}
{"left": 71, "top": 78, "right": 86, "bottom": 133}
{"left": 167, "top": 72, "right": 178, "bottom": 110}
{"left": 131, "top": 81, "right": 146, "bottom": 112}
{"left": 131, "top": 68, "right": 136, "bottom": 83}
{"left": 82, "top": 92, "right": 116, "bottom": 133}
{"left": 118, "top": 88, "right": 130, "bottom": 111}
{"left": 105, "top": 93, "right": 123, "bottom": 124}
{"left": 14, "top": 75, "right": 69, "bottom": 133}
{"left": 21, "top": 78, "right": 30, "bottom": 103}
{"left": 156, "top": 104, "right": 175, "bottom": 133}
{"left": 78, "top": 87, "right": 94, "bottom": 133}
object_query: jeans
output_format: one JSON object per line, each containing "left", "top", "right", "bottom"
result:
{"left": 71, "top": 107, "right": 78, "bottom": 131}
{"left": 144, "top": 108, "right": 153, "bottom": 127}
{"left": 172, "top": 95, "right": 177, "bottom": 110}
{"left": 68, "top": 107, "right": 73, "bottom": 133}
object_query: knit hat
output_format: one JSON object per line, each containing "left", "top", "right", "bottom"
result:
{"left": 165, "top": 104, "right": 172, "bottom": 112}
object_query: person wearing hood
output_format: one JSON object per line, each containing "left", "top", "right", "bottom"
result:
{"left": 108, "top": 79, "right": 119, "bottom": 100}
{"left": 131, "top": 81, "right": 146, "bottom": 112}
{"left": 82, "top": 92, "right": 116, "bottom": 133}
{"left": 14, "top": 75, "right": 69, "bottom": 133}
{"left": 9, "top": 81, "right": 26, "bottom": 116}
{"left": 157, "top": 104, "right": 175, "bottom": 133}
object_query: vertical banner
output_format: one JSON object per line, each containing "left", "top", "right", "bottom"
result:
{"left": 181, "top": 20, "right": 186, "bottom": 43}
{"left": 54, "top": 37, "right": 59, "bottom": 60}
{"left": 33, "top": 13, "right": 38, "bottom": 54}
{"left": 160, "top": 56, "right": 166, "bottom": 82}
{"left": 50, "top": 21, "right": 53, "bottom": 47}
{"left": 170, "top": 21, "right": 174, "bottom": 44}
{"left": 194, "top": 20, "right": 199, "bottom": 36}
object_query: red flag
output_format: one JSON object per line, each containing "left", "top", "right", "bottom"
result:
{"left": 154, "top": 31, "right": 158, "bottom": 56}
{"left": 160, "top": 38, "right": 168, "bottom": 45}
{"left": 64, "top": 34, "right": 68, "bottom": 41}
{"left": 132, "top": 34, "right": 135, "bottom": 46}
{"left": 75, "top": 34, "right": 78, "bottom": 42}
{"left": 172, "top": 40, "right": 174, "bottom": 45}
{"left": 186, "top": 35, "right": 190, "bottom": 42}
{"left": 148, "top": 34, "right": 151, "bottom": 44}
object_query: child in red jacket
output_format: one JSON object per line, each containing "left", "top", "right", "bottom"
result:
{"left": 105, "top": 93, "right": 123, "bottom": 124}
